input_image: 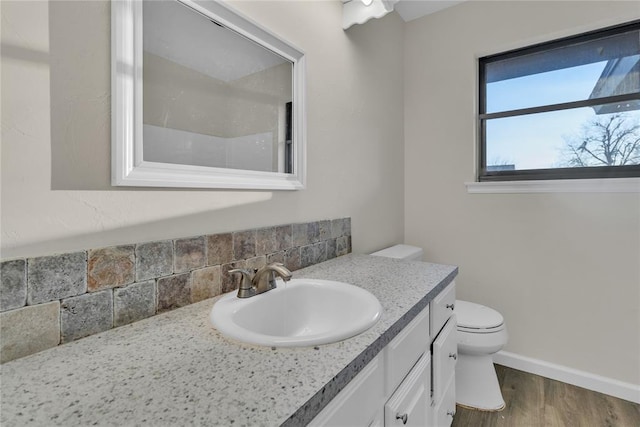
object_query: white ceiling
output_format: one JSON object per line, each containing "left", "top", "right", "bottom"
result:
{"left": 394, "top": 0, "right": 466, "bottom": 22}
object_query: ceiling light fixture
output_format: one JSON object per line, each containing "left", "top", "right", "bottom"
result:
{"left": 342, "top": 0, "right": 399, "bottom": 30}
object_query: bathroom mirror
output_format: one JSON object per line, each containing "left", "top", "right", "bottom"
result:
{"left": 112, "top": 0, "right": 306, "bottom": 189}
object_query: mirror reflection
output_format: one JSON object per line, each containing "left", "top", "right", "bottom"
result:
{"left": 142, "top": 0, "right": 294, "bottom": 173}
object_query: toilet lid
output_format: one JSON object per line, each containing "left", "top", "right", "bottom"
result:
{"left": 455, "top": 300, "right": 504, "bottom": 330}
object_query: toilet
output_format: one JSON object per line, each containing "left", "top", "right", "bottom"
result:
{"left": 455, "top": 300, "right": 508, "bottom": 411}
{"left": 369, "top": 244, "right": 424, "bottom": 261}
{"left": 370, "top": 244, "right": 508, "bottom": 411}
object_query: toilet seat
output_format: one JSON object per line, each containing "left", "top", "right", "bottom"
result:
{"left": 455, "top": 300, "right": 504, "bottom": 333}
{"left": 458, "top": 324, "right": 504, "bottom": 334}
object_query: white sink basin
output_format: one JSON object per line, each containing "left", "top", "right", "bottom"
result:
{"left": 210, "top": 279, "right": 382, "bottom": 347}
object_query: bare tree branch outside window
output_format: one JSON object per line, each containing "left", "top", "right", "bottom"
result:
{"left": 560, "top": 113, "right": 640, "bottom": 168}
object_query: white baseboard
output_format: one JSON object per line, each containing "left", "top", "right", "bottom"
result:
{"left": 493, "top": 351, "right": 640, "bottom": 404}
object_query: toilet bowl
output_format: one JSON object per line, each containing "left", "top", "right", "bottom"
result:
{"left": 455, "top": 300, "right": 508, "bottom": 411}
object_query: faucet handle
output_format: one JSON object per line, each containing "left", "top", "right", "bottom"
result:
{"left": 228, "top": 268, "right": 256, "bottom": 298}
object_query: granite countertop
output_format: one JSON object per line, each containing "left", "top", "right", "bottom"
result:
{"left": 0, "top": 254, "right": 457, "bottom": 426}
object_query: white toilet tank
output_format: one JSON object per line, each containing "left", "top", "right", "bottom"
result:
{"left": 370, "top": 244, "right": 423, "bottom": 261}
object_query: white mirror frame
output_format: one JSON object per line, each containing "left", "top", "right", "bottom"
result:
{"left": 111, "top": 0, "right": 306, "bottom": 190}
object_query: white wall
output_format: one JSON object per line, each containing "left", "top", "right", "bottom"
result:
{"left": 1, "top": 0, "right": 405, "bottom": 259}
{"left": 404, "top": 1, "right": 640, "bottom": 385}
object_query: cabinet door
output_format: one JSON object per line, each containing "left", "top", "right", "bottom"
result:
{"left": 385, "top": 305, "right": 430, "bottom": 396}
{"left": 432, "top": 315, "right": 457, "bottom": 404}
{"left": 434, "top": 377, "right": 456, "bottom": 427}
{"left": 384, "top": 353, "right": 431, "bottom": 427}
{"left": 429, "top": 282, "right": 455, "bottom": 338}
{"left": 309, "top": 355, "right": 384, "bottom": 427}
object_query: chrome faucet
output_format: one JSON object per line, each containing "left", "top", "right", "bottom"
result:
{"left": 229, "top": 262, "right": 292, "bottom": 298}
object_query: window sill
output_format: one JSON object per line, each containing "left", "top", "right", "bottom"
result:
{"left": 465, "top": 178, "right": 640, "bottom": 194}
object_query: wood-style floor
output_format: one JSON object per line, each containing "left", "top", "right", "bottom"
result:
{"left": 452, "top": 365, "right": 640, "bottom": 427}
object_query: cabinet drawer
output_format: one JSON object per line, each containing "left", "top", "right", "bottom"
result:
{"left": 434, "top": 376, "right": 456, "bottom": 427}
{"left": 432, "top": 315, "right": 457, "bottom": 404}
{"left": 309, "top": 354, "right": 384, "bottom": 427}
{"left": 384, "top": 352, "right": 431, "bottom": 427}
{"left": 385, "top": 306, "right": 430, "bottom": 395}
{"left": 430, "top": 281, "right": 456, "bottom": 338}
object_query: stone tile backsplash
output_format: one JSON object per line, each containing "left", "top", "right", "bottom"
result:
{"left": 0, "top": 218, "right": 351, "bottom": 363}
{"left": 27, "top": 252, "right": 87, "bottom": 305}
{"left": 88, "top": 245, "right": 136, "bottom": 291}
{"left": 0, "top": 260, "right": 26, "bottom": 311}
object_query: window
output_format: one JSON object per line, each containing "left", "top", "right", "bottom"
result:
{"left": 478, "top": 21, "right": 640, "bottom": 182}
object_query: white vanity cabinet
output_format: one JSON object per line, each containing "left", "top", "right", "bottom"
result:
{"left": 307, "top": 355, "right": 385, "bottom": 427}
{"left": 384, "top": 352, "right": 431, "bottom": 426}
{"left": 384, "top": 306, "right": 432, "bottom": 426}
{"left": 310, "top": 281, "right": 457, "bottom": 427}
{"left": 429, "top": 281, "right": 456, "bottom": 339}
{"left": 429, "top": 282, "right": 457, "bottom": 426}
{"left": 384, "top": 305, "right": 430, "bottom": 396}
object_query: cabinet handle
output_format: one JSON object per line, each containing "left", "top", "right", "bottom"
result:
{"left": 447, "top": 410, "right": 455, "bottom": 418}
{"left": 446, "top": 303, "right": 455, "bottom": 310}
{"left": 449, "top": 352, "right": 457, "bottom": 360}
{"left": 396, "top": 413, "right": 408, "bottom": 424}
